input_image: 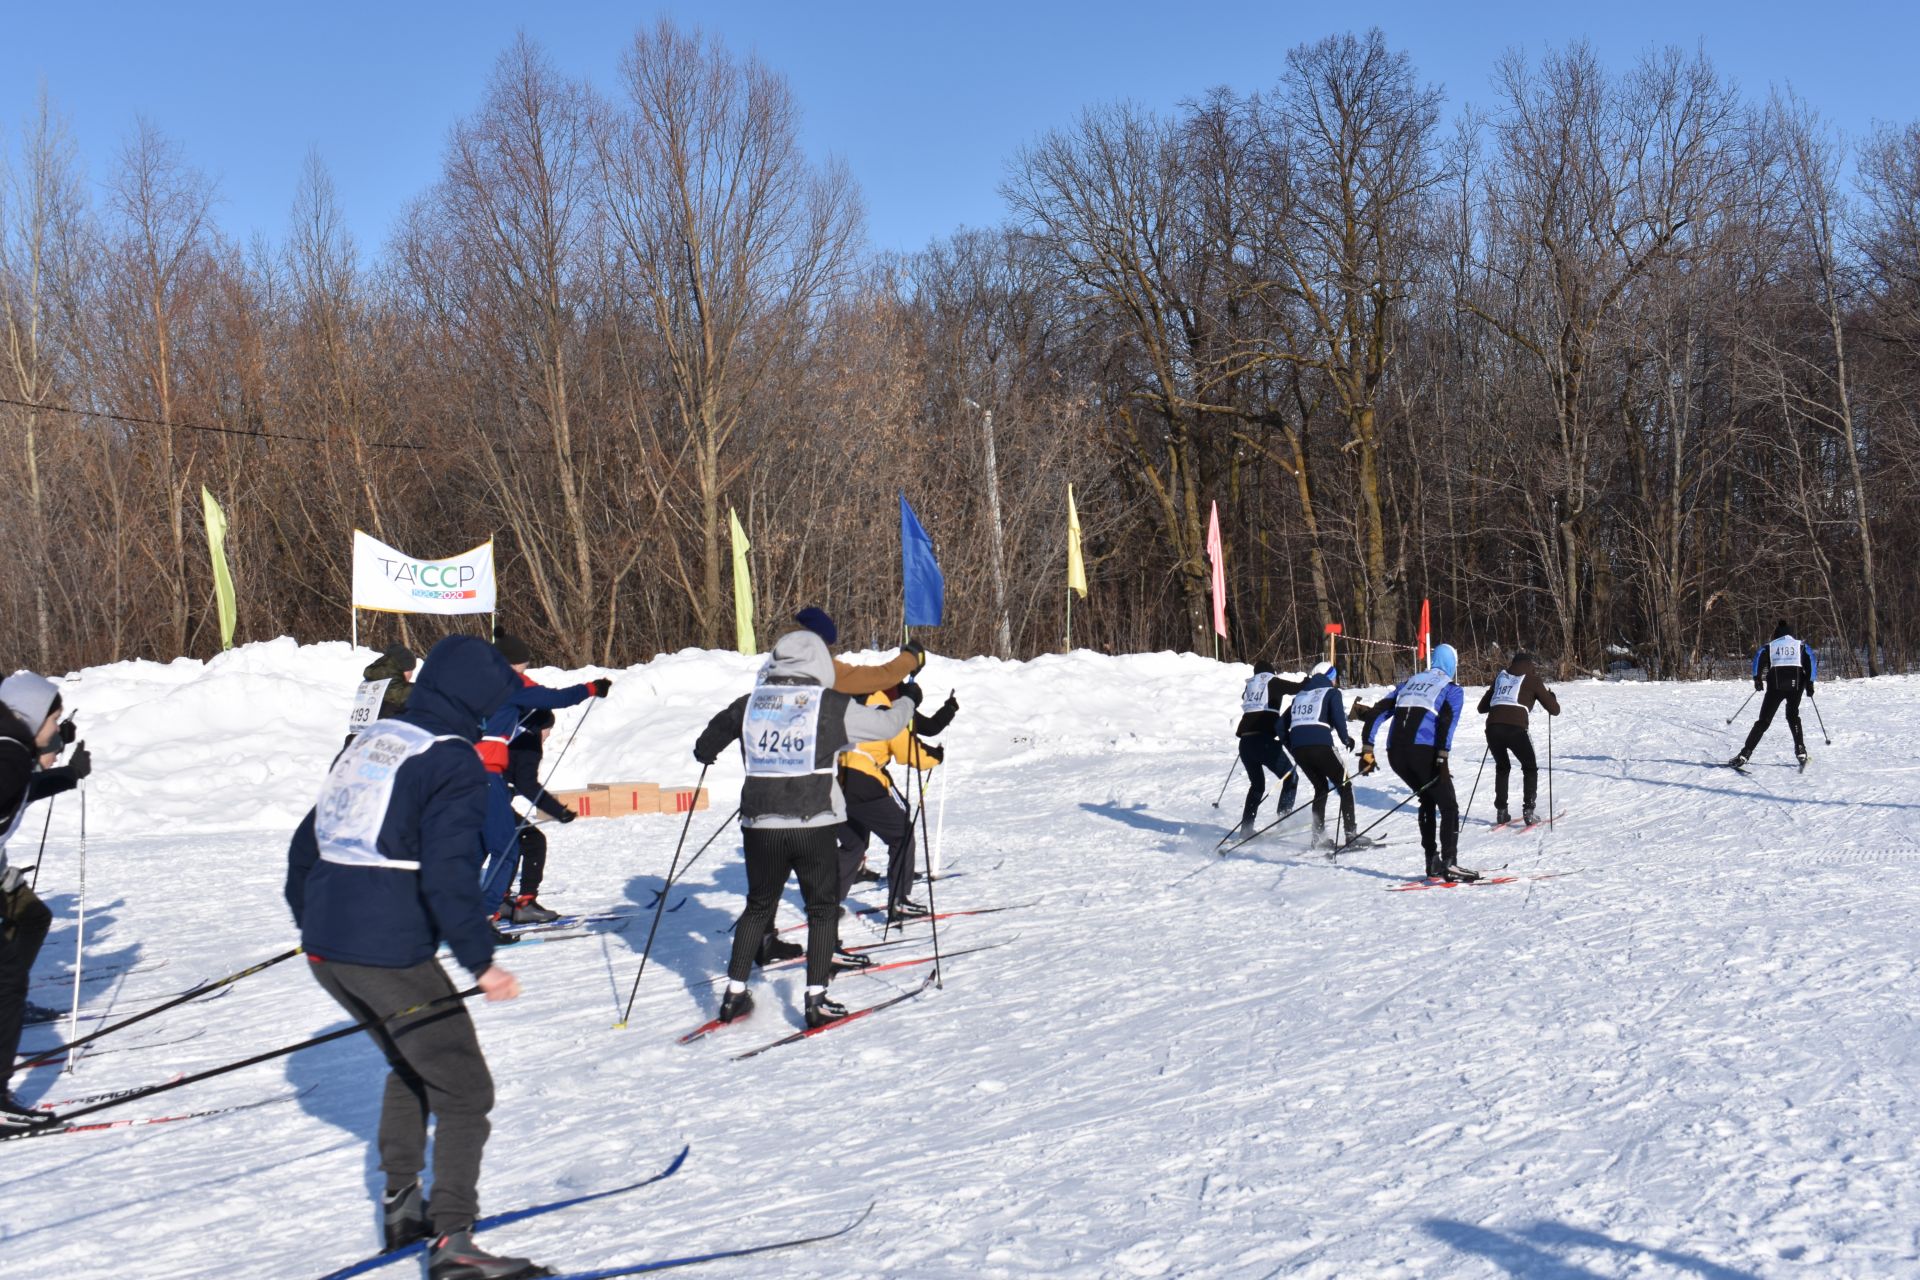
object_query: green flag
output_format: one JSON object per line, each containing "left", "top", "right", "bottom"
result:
{"left": 729, "top": 506, "right": 755, "bottom": 655}
{"left": 201, "top": 486, "right": 237, "bottom": 650}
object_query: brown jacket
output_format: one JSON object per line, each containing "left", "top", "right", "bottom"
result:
{"left": 832, "top": 651, "right": 922, "bottom": 697}
{"left": 1476, "top": 656, "right": 1560, "bottom": 729}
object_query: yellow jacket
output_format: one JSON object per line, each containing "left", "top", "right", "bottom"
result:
{"left": 841, "top": 690, "right": 941, "bottom": 786}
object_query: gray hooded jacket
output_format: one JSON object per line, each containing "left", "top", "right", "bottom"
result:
{"left": 694, "top": 631, "right": 918, "bottom": 829}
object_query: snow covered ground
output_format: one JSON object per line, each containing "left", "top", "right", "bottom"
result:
{"left": 4, "top": 640, "right": 1918, "bottom": 1279}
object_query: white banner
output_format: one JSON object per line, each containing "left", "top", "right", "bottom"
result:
{"left": 351, "top": 530, "right": 496, "bottom": 615}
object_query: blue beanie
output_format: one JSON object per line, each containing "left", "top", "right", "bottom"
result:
{"left": 1432, "top": 643, "right": 1458, "bottom": 680}
{"left": 795, "top": 606, "right": 837, "bottom": 645}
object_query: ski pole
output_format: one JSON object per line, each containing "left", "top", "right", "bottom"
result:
{"left": 1328, "top": 775, "right": 1438, "bottom": 861}
{"left": 641, "top": 807, "right": 740, "bottom": 904}
{"left": 615, "top": 763, "right": 707, "bottom": 1029}
{"left": 910, "top": 758, "right": 944, "bottom": 989}
{"left": 26, "top": 797, "right": 54, "bottom": 893}
{"left": 1462, "top": 745, "right": 1490, "bottom": 824}
{"left": 1725, "top": 689, "right": 1758, "bottom": 725}
{"left": 1210, "top": 755, "right": 1240, "bottom": 808}
{"left": 1217, "top": 781, "right": 1315, "bottom": 857}
{"left": 932, "top": 762, "right": 950, "bottom": 880}
{"left": 19, "top": 984, "right": 481, "bottom": 1132}
{"left": 1547, "top": 714, "right": 1555, "bottom": 831}
{"left": 1808, "top": 695, "right": 1831, "bottom": 745}
{"left": 18, "top": 945, "right": 304, "bottom": 1071}
{"left": 64, "top": 786, "right": 86, "bottom": 1075}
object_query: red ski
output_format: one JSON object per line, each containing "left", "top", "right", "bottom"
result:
{"left": 1389, "top": 871, "right": 1581, "bottom": 892}
{"left": 731, "top": 976, "right": 934, "bottom": 1061}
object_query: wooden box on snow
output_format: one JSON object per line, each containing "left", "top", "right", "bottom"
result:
{"left": 592, "top": 781, "right": 662, "bottom": 817}
{"left": 548, "top": 787, "right": 613, "bottom": 818}
{"left": 660, "top": 786, "right": 710, "bottom": 814}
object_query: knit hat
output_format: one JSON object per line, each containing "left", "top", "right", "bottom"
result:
{"left": 0, "top": 672, "right": 62, "bottom": 730}
{"left": 380, "top": 643, "right": 416, "bottom": 670}
{"left": 1311, "top": 660, "right": 1336, "bottom": 683}
{"left": 493, "top": 632, "right": 533, "bottom": 666}
{"left": 794, "top": 606, "right": 838, "bottom": 645}
{"left": 1431, "top": 644, "right": 1459, "bottom": 681}
{"left": 1254, "top": 659, "right": 1275, "bottom": 675}
{"left": 1773, "top": 620, "right": 1793, "bottom": 640}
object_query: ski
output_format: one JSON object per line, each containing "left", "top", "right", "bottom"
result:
{"left": 30, "top": 957, "right": 170, "bottom": 990}
{"left": 677, "top": 1011, "right": 749, "bottom": 1045}
{"left": 312, "top": 1145, "right": 692, "bottom": 1280}
{"left": 34, "top": 1073, "right": 186, "bottom": 1111}
{"left": 732, "top": 977, "right": 934, "bottom": 1061}
{"left": 18, "top": 1027, "right": 206, "bottom": 1071}
{"left": 778, "top": 901, "right": 1036, "bottom": 937}
{"left": 1389, "top": 871, "right": 1582, "bottom": 892}
{"left": 6, "top": 1085, "right": 311, "bottom": 1142}
{"left": 25, "top": 984, "right": 233, "bottom": 1026}
{"left": 538, "top": 1201, "right": 873, "bottom": 1279}
{"left": 841, "top": 939, "right": 1013, "bottom": 977}
{"left": 499, "top": 909, "right": 639, "bottom": 936}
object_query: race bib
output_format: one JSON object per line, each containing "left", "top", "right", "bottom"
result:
{"left": 1241, "top": 673, "right": 1276, "bottom": 713}
{"left": 346, "top": 678, "right": 391, "bottom": 735}
{"left": 314, "top": 720, "right": 456, "bottom": 869}
{"left": 742, "top": 686, "right": 826, "bottom": 777}
{"left": 1397, "top": 669, "right": 1451, "bottom": 713}
{"left": 1769, "top": 637, "right": 1802, "bottom": 670}
{"left": 1490, "top": 672, "right": 1525, "bottom": 708}
{"left": 1290, "top": 686, "right": 1331, "bottom": 726}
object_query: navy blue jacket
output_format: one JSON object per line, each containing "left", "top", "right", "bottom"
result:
{"left": 286, "top": 635, "right": 520, "bottom": 975}
{"left": 1280, "top": 674, "right": 1351, "bottom": 749}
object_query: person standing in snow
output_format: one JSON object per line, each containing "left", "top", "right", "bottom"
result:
{"left": 1364, "top": 644, "right": 1478, "bottom": 882}
{"left": 286, "top": 635, "right": 544, "bottom": 1280}
{"left": 1232, "top": 661, "right": 1301, "bottom": 837}
{"left": 791, "top": 605, "right": 928, "bottom": 696}
{"left": 1279, "top": 662, "right": 1373, "bottom": 851}
{"left": 836, "top": 679, "right": 959, "bottom": 933}
{"left": 1730, "top": 622, "right": 1817, "bottom": 769}
{"left": 693, "top": 629, "right": 919, "bottom": 1029}
{"left": 500, "top": 708, "right": 577, "bottom": 924}
{"left": 345, "top": 644, "right": 416, "bottom": 750}
{"left": 0, "top": 674, "right": 89, "bottom": 1130}
{"left": 1476, "top": 650, "right": 1560, "bottom": 825}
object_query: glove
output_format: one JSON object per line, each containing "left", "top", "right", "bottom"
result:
{"left": 68, "top": 743, "right": 92, "bottom": 780}
{"left": 1358, "top": 747, "right": 1377, "bottom": 776}
{"left": 921, "top": 742, "right": 946, "bottom": 763}
{"left": 1807, "top": 684, "right": 1816, "bottom": 699}
{"left": 555, "top": 807, "right": 578, "bottom": 824}
{"left": 941, "top": 692, "right": 959, "bottom": 717}
{"left": 904, "top": 640, "right": 927, "bottom": 671}
{"left": 693, "top": 748, "right": 717, "bottom": 767}
{"left": 589, "top": 677, "right": 613, "bottom": 698}
{"left": 59, "top": 717, "right": 77, "bottom": 746}
{"left": 1754, "top": 679, "right": 1764, "bottom": 692}
{"left": 893, "top": 683, "right": 922, "bottom": 708}
{"left": 1435, "top": 749, "right": 1450, "bottom": 776}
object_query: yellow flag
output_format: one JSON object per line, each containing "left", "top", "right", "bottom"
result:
{"left": 729, "top": 507, "right": 756, "bottom": 655}
{"left": 201, "top": 486, "right": 237, "bottom": 650}
{"left": 1067, "top": 484, "right": 1088, "bottom": 599}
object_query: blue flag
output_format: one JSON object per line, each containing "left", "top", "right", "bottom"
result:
{"left": 900, "top": 493, "right": 945, "bottom": 628}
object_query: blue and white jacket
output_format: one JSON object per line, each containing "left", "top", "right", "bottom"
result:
{"left": 1366, "top": 667, "right": 1463, "bottom": 752}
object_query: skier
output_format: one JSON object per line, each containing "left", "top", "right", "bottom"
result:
{"left": 1731, "top": 622, "right": 1817, "bottom": 769}
{"left": 692, "top": 628, "right": 919, "bottom": 1028}
{"left": 793, "top": 605, "right": 928, "bottom": 695}
{"left": 1233, "top": 661, "right": 1300, "bottom": 837}
{"left": 345, "top": 643, "right": 416, "bottom": 749}
{"left": 286, "top": 635, "right": 546, "bottom": 1280}
{"left": 1364, "top": 644, "right": 1479, "bottom": 882}
{"left": 1476, "top": 650, "right": 1561, "bottom": 825}
{"left": 498, "top": 708, "right": 577, "bottom": 924}
{"left": 0, "top": 674, "right": 89, "bottom": 1130}
{"left": 1279, "top": 662, "right": 1372, "bottom": 850}
{"left": 836, "top": 680, "right": 959, "bottom": 931}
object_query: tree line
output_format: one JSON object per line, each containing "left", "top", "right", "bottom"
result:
{"left": 3, "top": 22, "right": 1915, "bottom": 682}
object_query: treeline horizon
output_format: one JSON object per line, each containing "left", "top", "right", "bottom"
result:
{"left": 3, "top": 21, "right": 1917, "bottom": 682}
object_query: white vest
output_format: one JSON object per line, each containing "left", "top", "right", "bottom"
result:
{"left": 743, "top": 686, "right": 829, "bottom": 778}
{"left": 1769, "top": 637, "right": 1803, "bottom": 670}
{"left": 1490, "top": 671, "right": 1526, "bottom": 709}
{"left": 1290, "top": 686, "right": 1332, "bottom": 727}
{"left": 1397, "top": 669, "right": 1451, "bottom": 713}
{"left": 1241, "top": 673, "right": 1276, "bottom": 714}
{"left": 345, "top": 678, "right": 391, "bottom": 737}
{"left": 314, "top": 720, "right": 462, "bottom": 870}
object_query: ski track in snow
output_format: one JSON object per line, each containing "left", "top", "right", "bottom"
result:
{"left": 3, "top": 641, "right": 1918, "bottom": 1278}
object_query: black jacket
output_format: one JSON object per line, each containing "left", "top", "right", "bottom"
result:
{"left": 0, "top": 711, "right": 79, "bottom": 871}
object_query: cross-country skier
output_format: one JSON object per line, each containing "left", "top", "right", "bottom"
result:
{"left": 1476, "top": 650, "right": 1560, "bottom": 825}
{"left": 836, "top": 680, "right": 959, "bottom": 930}
{"left": 1364, "top": 644, "right": 1479, "bottom": 882}
{"left": 1279, "top": 662, "right": 1373, "bottom": 850}
{"left": 345, "top": 644, "right": 416, "bottom": 749}
{"left": 1731, "top": 622, "right": 1816, "bottom": 769}
{"left": 692, "top": 628, "right": 919, "bottom": 1029}
{"left": 498, "top": 708, "right": 576, "bottom": 924}
{"left": 0, "top": 674, "right": 89, "bottom": 1130}
{"left": 1233, "top": 661, "right": 1300, "bottom": 837}
{"left": 286, "top": 635, "right": 547, "bottom": 1280}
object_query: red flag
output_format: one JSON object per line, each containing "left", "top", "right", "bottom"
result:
{"left": 1419, "top": 598, "right": 1431, "bottom": 666}
{"left": 1206, "top": 502, "right": 1227, "bottom": 639}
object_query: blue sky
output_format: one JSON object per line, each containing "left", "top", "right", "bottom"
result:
{"left": 4, "top": 2, "right": 1914, "bottom": 257}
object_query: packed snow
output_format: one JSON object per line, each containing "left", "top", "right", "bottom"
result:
{"left": 4, "top": 639, "right": 1917, "bottom": 1278}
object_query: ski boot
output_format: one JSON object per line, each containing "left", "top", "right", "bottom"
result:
{"left": 508, "top": 895, "right": 560, "bottom": 925}
{"left": 1727, "top": 754, "right": 1748, "bottom": 770}
{"left": 1494, "top": 807, "right": 1511, "bottom": 827}
{"left": 717, "top": 987, "right": 754, "bottom": 1025}
{"left": 755, "top": 931, "right": 804, "bottom": 965}
{"left": 831, "top": 946, "right": 874, "bottom": 973}
{"left": 1522, "top": 809, "right": 1540, "bottom": 828}
{"left": 1797, "top": 750, "right": 1810, "bottom": 769}
{"left": 852, "top": 864, "right": 881, "bottom": 884}
{"left": 805, "top": 991, "right": 849, "bottom": 1029}
{"left": 383, "top": 1180, "right": 430, "bottom": 1252}
{"left": 1423, "top": 850, "right": 1445, "bottom": 880}
{"left": 0, "top": 1091, "right": 53, "bottom": 1132}
{"left": 886, "top": 899, "right": 931, "bottom": 925}
{"left": 21, "top": 999, "right": 65, "bottom": 1024}
{"left": 1338, "top": 826, "right": 1376, "bottom": 852}
{"left": 427, "top": 1228, "right": 551, "bottom": 1280}
{"left": 1440, "top": 861, "right": 1482, "bottom": 883}
{"left": 488, "top": 924, "right": 520, "bottom": 946}
{"left": 1311, "top": 821, "right": 1329, "bottom": 850}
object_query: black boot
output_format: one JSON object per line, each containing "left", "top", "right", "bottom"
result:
{"left": 755, "top": 931, "right": 803, "bottom": 965}
{"left": 1441, "top": 861, "right": 1481, "bottom": 883}
{"left": 805, "top": 991, "right": 848, "bottom": 1029}
{"left": 1494, "top": 807, "right": 1511, "bottom": 826}
{"left": 886, "top": 900, "right": 931, "bottom": 925}
{"left": 383, "top": 1180, "right": 430, "bottom": 1252}
{"left": 0, "top": 1091, "right": 53, "bottom": 1132}
{"left": 832, "top": 946, "right": 874, "bottom": 973}
{"left": 1424, "top": 850, "right": 1444, "bottom": 879}
{"left": 21, "top": 999, "right": 65, "bottom": 1024}
{"left": 426, "top": 1229, "right": 551, "bottom": 1279}
{"left": 717, "top": 987, "right": 754, "bottom": 1024}
{"left": 852, "top": 865, "right": 881, "bottom": 884}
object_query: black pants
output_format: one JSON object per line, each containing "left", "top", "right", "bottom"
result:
{"left": 1741, "top": 687, "right": 1806, "bottom": 758}
{"left": 1291, "top": 742, "right": 1356, "bottom": 833}
{"left": 1238, "top": 735, "right": 1297, "bottom": 827}
{"left": 0, "top": 882, "right": 52, "bottom": 1090}
{"left": 1389, "top": 743, "right": 1459, "bottom": 863}
{"left": 516, "top": 826, "right": 548, "bottom": 897}
{"left": 728, "top": 826, "right": 840, "bottom": 988}
{"left": 836, "top": 774, "right": 915, "bottom": 913}
{"left": 310, "top": 957, "right": 494, "bottom": 1235}
{"left": 1486, "top": 723, "right": 1538, "bottom": 812}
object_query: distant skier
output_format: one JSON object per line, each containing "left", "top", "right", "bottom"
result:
{"left": 1364, "top": 644, "right": 1478, "bottom": 882}
{"left": 1233, "top": 661, "right": 1300, "bottom": 837}
{"left": 836, "top": 680, "right": 959, "bottom": 931}
{"left": 344, "top": 643, "right": 416, "bottom": 750}
{"left": 1476, "top": 650, "right": 1560, "bottom": 825}
{"left": 285, "top": 636, "right": 544, "bottom": 1280}
{"left": 693, "top": 628, "right": 919, "bottom": 1029}
{"left": 499, "top": 708, "right": 577, "bottom": 924}
{"left": 0, "top": 674, "right": 89, "bottom": 1130}
{"left": 1278, "top": 662, "right": 1373, "bottom": 850}
{"left": 1730, "top": 621, "right": 1816, "bottom": 769}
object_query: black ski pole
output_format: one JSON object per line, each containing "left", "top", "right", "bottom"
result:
{"left": 19, "top": 945, "right": 304, "bottom": 1071}
{"left": 1328, "top": 775, "right": 1437, "bottom": 861}
{"left": 910, "top": 757, "right": 944, "bottom": 989}
{"left": 1547, "top": 713, "right": 1555, "bottom": 831}
{"left": 1808, "top": 695, "right": 1831, "bottom": 745}
{"left": 1217, "top": 777, "right": 1315, "bottom": 857}
{"left": 1462, "top": 745, "right": 1490, "bottom": 824}
{"left": 26, "top": 797, "right": 54, "bottom": 893}
{"left": 1210, "top": 755, "right": 1240, "bottom": 808}
{"left": 642, "top": 807, "right": 740, "bottom": 907}
{"left": 615, "top": 764, "right": 708, "bottom": 1030}
{"left": 18, "top": 985, "right": 480, "bottom": 1132}
{"left": 1725, "top": 689, "right": 1758, "bottom": 725}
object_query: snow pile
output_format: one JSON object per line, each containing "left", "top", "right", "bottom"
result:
{"left": 7, "top": 640, "right": 1919, "bottom": 1278}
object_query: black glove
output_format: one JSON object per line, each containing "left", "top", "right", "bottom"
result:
{"left": 589, "top": 677, "right": 613, "bottom": 698}
{"left": 1435, "top": 749, "right": 1450, "bottom": 777}
{"left": 59, "top": 717, "right": 77, "bottom": 746}
{"left": 68, "top": 743, "right": 92, "bottom": 780}
{"left": 694, "top": 748, "right": 717, "bottom": 767}
{"left": 893, "top": 683, "right": 922, "bottom": 708}
{"left": 555, "top": 807, "right": 578, "bottom": 824}
{"left": 1754, "top": 679, "right": 1764, "bottom": 692}
{"left": 1807, "top": 683, "right": 1816, "bottom": 699}
{"left": 941, "top": 692, "right": 959, "bottom": 717}
{"left": 921, "top": 742, "right": 946, "bottom": 763}
{"left": 904, "top": 640, "right": 927, "bottom": 671}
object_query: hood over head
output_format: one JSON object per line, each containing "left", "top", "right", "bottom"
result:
{"left": 765, "top": 630, "right": 835, "bottom": 688}
{"left": 1431, "top": 643, "right": 1459, "bottom": 681}
{"left": 0, "top": 672, "right": 62, "bottom": 733}
{"left": 403, "top": 635, "right": 520, "bottom": 741}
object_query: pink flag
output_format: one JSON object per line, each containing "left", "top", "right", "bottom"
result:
{"left": 1206, "top": 501, "right": 1228, "bottom": 639}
